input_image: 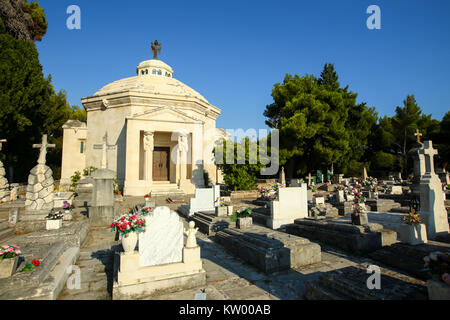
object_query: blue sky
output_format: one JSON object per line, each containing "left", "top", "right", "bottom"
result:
{"left": 36, "top": 0, "right": 450, "bottom": 131}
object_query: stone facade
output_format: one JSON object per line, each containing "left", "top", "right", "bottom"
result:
{"left": 61, "top": 54, "right": 227, "bottom": 196}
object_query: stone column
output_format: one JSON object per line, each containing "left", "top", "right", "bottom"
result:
{"left": 178, "top": 135, "right": 188, "bottom": 186}
{"left": 143, "top": 131, "right": 154, "bottom": 183}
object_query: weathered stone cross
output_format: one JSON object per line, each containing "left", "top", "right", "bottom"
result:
{"left": 93, "top": 132, "right": 116, "bottom": 169}
{"left": 419, "top": 140, "right": 438, "bottom": 174}
{"left": 415, "top": 128, "right": 423, "bottom": 144}
{"left": 33, "top": 135, "right": 55, "bottom": 165}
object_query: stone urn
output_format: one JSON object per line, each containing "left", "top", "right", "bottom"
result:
{"left": 427, "top": 279, "right": 450, "bottom": 300}
{"left": 122, "top": 232, "right": 138, "bottom": 254}
{"left": 46, "top": 219, "right": 62, "bottom": 230}
{"left": 398, "top": 223, "right": 427, "bottom": 245}
{"left": 0, "top": 256, "right": 19, "bottom": 279}
{"left": 351, "top": 212, "right": 368, "bottom": 226}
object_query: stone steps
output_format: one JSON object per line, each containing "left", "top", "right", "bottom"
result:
{"left": 58, "top": 245, "right": 113, "bottom": 300}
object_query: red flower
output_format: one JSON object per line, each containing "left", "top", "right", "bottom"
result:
{"left": 32, "top": 259, "right": 40, "bottom": 266}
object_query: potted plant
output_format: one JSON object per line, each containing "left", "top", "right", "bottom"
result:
{"left": 399, "top": 209, "right": 427, "bottom": 245}
{"left": 351, "top": 193, "right": 368, "bottom": 225}
{"left": 335, "top": 185, "right": 345, "bottom": 202}
{"left": 346, "top": 187, "right": 355, "bottom": 202}
{"left": 0, "top": 244, "right": 21, "bottom": 279}
{"left": 230, "top": 207, "right": 252, "bottom": 229}
{"left": 313, "top": 193, "right": 325, "bottom": 205}
{"left": 215, "top": 197, "right": 227, "bottom": 217}
{"left": 45, "top": 210, "right": 64, "bottom": 230}
{"left": 110, "top": 212, "right": 146, "bottom": 254}
{"left": 62, "top": 201, "right": 75, "bottom": 221}
{"left": 423, "top": 251, "right": 450, "bottom": 300}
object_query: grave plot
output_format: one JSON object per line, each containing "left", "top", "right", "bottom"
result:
{"left": 215, "top": 224, "right": 321, "bottom": 274}
{"left": 113, "top": 206, "right": 206, "bottom": 299}
{"left": 285, "top": 218, "right": 397, "bottom": 254}
{"left": 0, "top": 242, "right": 79, "bottom": 300}
{"left": 305, "top": 263, "right": 427, "bottom": 300}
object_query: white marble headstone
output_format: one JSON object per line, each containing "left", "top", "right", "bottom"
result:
{"left": 139, "top": 206, "right": 183, "bottom": 267}
{"left": 189, "top": 185, "right": 220, "bottom": 212}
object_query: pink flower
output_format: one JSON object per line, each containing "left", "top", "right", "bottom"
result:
{"left": 442, "top": 273, "right": 450, "bottom": 285}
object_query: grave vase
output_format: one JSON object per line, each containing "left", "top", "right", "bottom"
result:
{"left": 46, "top": 219, "right": 62, "bottom": 230}
{"left": 398, "top": 223, "right": 427, "bottom": 245}
{"left": 336, "top": 190, "right": 345, "bottom": 202}
{"left": 122, "top": 232, "right": 138, "bottom": 254}
{"left": 313, "top": 196, "right": 325, "bottom": 205}
{"left": 351, "top": 212, "right": 368, "bottom": 226}
{"left": 0, "top": 256, "right": 19, "bottom": 279}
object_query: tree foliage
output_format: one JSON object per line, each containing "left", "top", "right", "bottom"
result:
{"left": 0, "top": 0, "right": 47, "bottom": 41}
{"left": 0, "top": 16, "right": 79, "bottom": 181}
{"left": 264, "top": 63, "right": 377, "bottom": 177}
{"left": 214, "top": 138, "right": 264, "bottom": 191}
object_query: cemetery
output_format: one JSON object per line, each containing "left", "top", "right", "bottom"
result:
{"left": 0, "top": 0, "right": 449, "bottom": 305}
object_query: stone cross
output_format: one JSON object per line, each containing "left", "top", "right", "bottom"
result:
{"left": 420, "top": 141, "right": 438, "bottom": 174}
{"left": 0, "top": 139, "right": 6, "bottom": 151}
{"left": 32, "top": 135, "right": 55, "bottom": 165}
{"left": 415, "top": 128, "right": 423, "bottom": 144}
{"left": 93, "top": 132, "right": 117, "bottom": 169}
{"left": 307, "top": 173, "right": 313, "bottom": 185}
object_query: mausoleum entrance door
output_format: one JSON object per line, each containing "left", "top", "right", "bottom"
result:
{"left": 153, "top": 147, "right": 170, "bottom": 181}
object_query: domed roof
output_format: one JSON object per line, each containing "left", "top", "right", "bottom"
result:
{"left": 93, "top": 59, "right": 209, "bottom": 104}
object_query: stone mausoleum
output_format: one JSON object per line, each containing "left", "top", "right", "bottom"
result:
{"left": 61, "top": 42, "right": 226, "bottom": 195}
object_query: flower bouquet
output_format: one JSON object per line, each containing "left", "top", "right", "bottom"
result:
{"left": 144, "top": 192, "right": 152, "bottom": 198}
{"left": 401, "top": 209, "right": 422, "bottom": 226}
{"left": 63, "top": 201, "right": 75, "bottom": 211}
{"left": 335, "top": 185, "right": 345, "bottom": 191}
{"left": 110, "top": 213, "right": 146, "bottom": 238}
{"left": 111, "top": 212, "right": 147, "bottom": 253}
{"left": 140, "top": 206, "right": 154, "bottom": 217}
{"left": 0, "top": 244, "right": 21, "bottom": 278}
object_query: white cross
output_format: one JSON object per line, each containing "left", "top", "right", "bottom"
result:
{"left": 419, "top": 140, "right": 438, "bottom": 174}
{"left": 32, "top": 135, "right": 55, "bottom": 165}
{"left": 307, "top": 173, "right": 313, "bottom": 185}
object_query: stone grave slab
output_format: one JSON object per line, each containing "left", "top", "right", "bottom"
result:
{"left": 215, "top": 224, "right": 321, "bottom": 273}
{"left": 191, "top": 210, "right": 235, "bottom": 236}
{"left": 0, "top": 242, "right": 79, "bottom": 300}
{"left": 305, "top": 263, "right": 427, "bottom": 300}
{"left": 285, "top": 218, "right": 397, "bottom": 254}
